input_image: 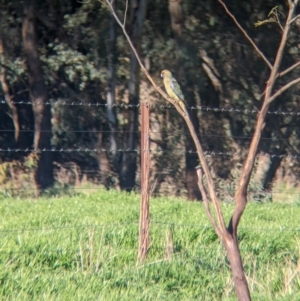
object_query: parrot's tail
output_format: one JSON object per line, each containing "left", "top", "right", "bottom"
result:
{"left": 178, "top": 100, "right": 188, "bottom": 116}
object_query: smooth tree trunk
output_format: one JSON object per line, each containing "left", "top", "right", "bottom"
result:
{"left": 22, "top": 3, "right": 54, "bottom": 191}
{"left": 223, "top": 234, "right": 251, "bottom": 301}
{"left": 119, "top": 0, "right": 148, "bottom": 191}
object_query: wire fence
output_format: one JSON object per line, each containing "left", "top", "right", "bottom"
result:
{"left": 0, "top": 128, "right": 296, "bottom": 142}
{"left": 0, "top": 148, "right": 298, "bottom": 162}
{"left": 0, "top": 148, "right": 294, "bottom": 158}
{"left": 2, "top": 101, "right": 299, "bottom": 265}
{"left": 1, "top": 186, "right": 300, "bottom": 198}
{"left": 1, "top": 100, "right": 300, "bottom": 201}
{"left": 2, "top": 99, "right": 300, "bottom": 116}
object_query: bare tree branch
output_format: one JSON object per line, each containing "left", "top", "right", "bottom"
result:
{"left": 196, "top": 167, "right": 221, "bottom": 237}
{"left": 270, "top": 6, "right": 283, "bottom": 32}
{"left": 276, "top": 15, "right": 284, "bottom": 32}
{"left": 217, "top": 0, "right": 273, "bottom": 70}
{"left": 288, "top": 13, "right": 300, "bottom": 24}
{"left": 278, "top": 61, "right": 300, "bottom": 78}
{"left": 123, "top": 0, "right": 128, "bottom": 26}
{"left": 267, "top": 76, "right": 300, "bottom": 104}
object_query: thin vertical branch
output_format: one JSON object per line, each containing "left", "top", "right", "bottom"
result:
{"left": 196, "top": 167, "right": 221, "bottom": 237}
{"left": 123, "top": 0, "right": 128, "bottom": 26}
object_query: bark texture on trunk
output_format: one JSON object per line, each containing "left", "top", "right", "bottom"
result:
{"left": 22, "top": 3, "right": 53, "bottom": 190}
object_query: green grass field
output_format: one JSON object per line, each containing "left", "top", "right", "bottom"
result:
{"left": 0, "top": 189, "right": 299, "bottom": 300}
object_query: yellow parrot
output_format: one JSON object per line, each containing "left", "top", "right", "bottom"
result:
{"left": 161, "top": 69, "right": 188, "bottom": 115}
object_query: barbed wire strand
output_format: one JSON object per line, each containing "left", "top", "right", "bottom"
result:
{"left": 0, "top": 148, "right": 298, "bottom": 159}
{"left": 0, "top": 129, "right": 294, "bottom": 142}
{"left": 1, "top": 100, "right": 300, "bottom": 116}
{"left": 0, "top": 147, "right": 285, "bottom": 155}
{"left": 1, "top": 186, "right": 300, "bottom": 196}
{"left": 66, "top": 167, "right": 293, "bottom": 175}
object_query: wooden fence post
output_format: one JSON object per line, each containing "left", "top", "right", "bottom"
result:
{"left": 138, "top": 103, "right": 150, "bottom": 262}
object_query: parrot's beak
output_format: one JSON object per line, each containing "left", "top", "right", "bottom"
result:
{"left": 161, "top": 72, "right": 164, "bottom": 78}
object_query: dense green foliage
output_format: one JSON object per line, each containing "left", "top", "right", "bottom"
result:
{"left": 0, "top": 190, "right": 299, "bottom": 300}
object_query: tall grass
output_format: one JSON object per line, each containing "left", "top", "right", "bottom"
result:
{"left": 0, "top": 189, "right": 299, "bottom": 300}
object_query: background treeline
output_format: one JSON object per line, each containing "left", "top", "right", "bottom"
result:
{"left": 0, "top": 0, "right": 300, "bottom": 200}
